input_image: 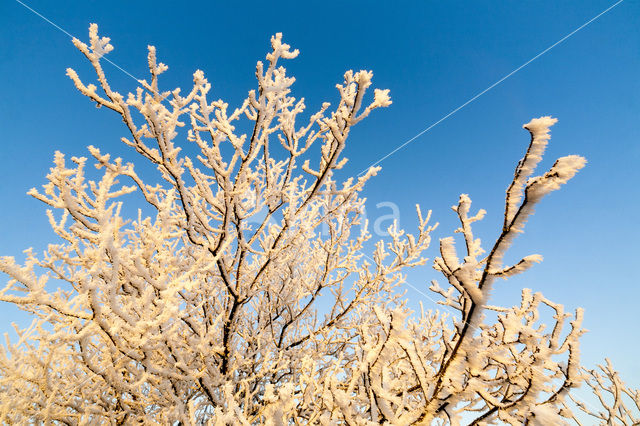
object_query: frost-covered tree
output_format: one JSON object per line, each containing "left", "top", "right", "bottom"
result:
{"left": 0, "top": 25, "right": 637, "bottom": 425}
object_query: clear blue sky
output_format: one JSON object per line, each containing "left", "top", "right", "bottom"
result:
{"left": 1, "top": 0, "right": 638, "bottom": 392}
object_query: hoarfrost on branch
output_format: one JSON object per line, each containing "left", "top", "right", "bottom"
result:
{"left": 0, "top": 25, "right": 636, "bottom": 425}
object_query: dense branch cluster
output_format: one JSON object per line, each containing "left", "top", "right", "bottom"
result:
{"left": 0, "top": 25, "right": 636, "bottom": 424}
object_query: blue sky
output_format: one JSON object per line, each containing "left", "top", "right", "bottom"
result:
{"left": 1, "top": 0, "right": 638, "bottom": 394}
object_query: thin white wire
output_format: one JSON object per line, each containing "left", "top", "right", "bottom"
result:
{"left": 14, "top": 0, "right": 142, "bottom": 82}
{"left": 358, "top": 0, "right": 625, "bottom": 176}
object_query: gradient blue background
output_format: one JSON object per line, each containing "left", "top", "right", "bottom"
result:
{"left": 1, "top": 0, "right": 638, "bottom": 402}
